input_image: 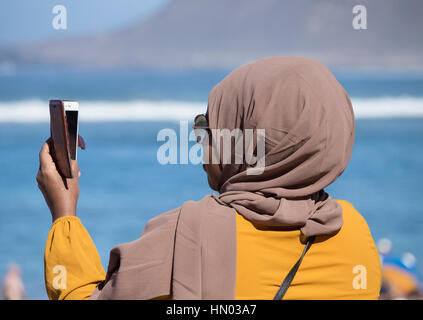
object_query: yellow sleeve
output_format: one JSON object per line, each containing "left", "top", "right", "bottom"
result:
{"left": 44, "top": 216, "right": 106, "bottom": 300}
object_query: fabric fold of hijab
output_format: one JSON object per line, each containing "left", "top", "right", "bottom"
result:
{"left": 208, "top": 56, "right": 355, "bottom": 237}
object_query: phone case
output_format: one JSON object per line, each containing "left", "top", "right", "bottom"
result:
{"left": 49, "top": 100, "right": 85, "bottom": 178}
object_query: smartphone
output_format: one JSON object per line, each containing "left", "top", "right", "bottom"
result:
{"left": 63, "top": 101, "right": 79, "bottom": 161}
{"left": 49, "top": 100, "right": 81, "bottom": 178}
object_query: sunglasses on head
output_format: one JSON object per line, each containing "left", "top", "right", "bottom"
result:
{"left": 193, "top": 113, "right": 210, "bottom": 143}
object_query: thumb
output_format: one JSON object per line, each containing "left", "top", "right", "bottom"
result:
{"left": 70, "top": 160, "right": 80, "bottom": 179}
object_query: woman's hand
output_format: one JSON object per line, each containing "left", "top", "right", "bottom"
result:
{"left": 36, "top": 140, "right": 81, "bottom": 222}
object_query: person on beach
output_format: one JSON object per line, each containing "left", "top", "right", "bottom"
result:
{"left": 2, "top": 263, "right": 26, "bottom": 300}
{"left": 37, "top": 56, "right": 382, "bottom": 300}
{"left": 377, "top": 239, "right": 422, "bottom": 299}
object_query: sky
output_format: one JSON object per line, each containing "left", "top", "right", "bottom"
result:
{"left": 0, "top": 0, "right": 171, "bottom": 46}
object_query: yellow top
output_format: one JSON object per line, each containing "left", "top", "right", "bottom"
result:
{"left": 44, "top": 199, "right": 381, "bottom": 300}
{"left": 235, "top": 199, "right": 382, "bottom": 299}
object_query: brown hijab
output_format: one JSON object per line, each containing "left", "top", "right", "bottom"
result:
{"left": 211, "top": 56, "right": 355, "bottom": 236}
{"left": 91, "top": 56, "right": 355, "bottom": 300}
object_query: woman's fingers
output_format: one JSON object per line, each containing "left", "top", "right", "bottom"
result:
{"left": 70, "top": 160, "right": 81, "bottom": 179}
{"left": 36, "top": 139, "right": 80, "bottom": 221}
{"left": 39, "top": 141, "right": 53, "bottom": 171}
{"left": 38, "top": 140, "right": 81, "bottom": 179}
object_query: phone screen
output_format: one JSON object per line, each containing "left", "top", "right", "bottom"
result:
{"left": 65, "top": 110, "right": 78, "bottom": 160}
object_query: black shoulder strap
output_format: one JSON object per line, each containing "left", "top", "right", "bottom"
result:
{"left": 273, "top": 236, "right": 315, "bottom": 300}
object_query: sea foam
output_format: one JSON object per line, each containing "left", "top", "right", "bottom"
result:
{"left": 0, "top": 97, "right": 422, "bottom": 122}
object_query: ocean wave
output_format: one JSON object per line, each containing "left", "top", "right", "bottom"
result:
{"left": 0, "top": 100, "right": 206, "bottom": 123}
{"left": 0, "top": 97, "right": 422, "bottom": 122}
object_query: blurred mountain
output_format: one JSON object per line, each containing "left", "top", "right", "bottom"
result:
{"left": 5, "top": 0, "right": 423, "bottom": 70}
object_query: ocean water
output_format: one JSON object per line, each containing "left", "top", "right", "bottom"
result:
{"left": 0, "top": 70, "right": 423, "bottom": 299}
